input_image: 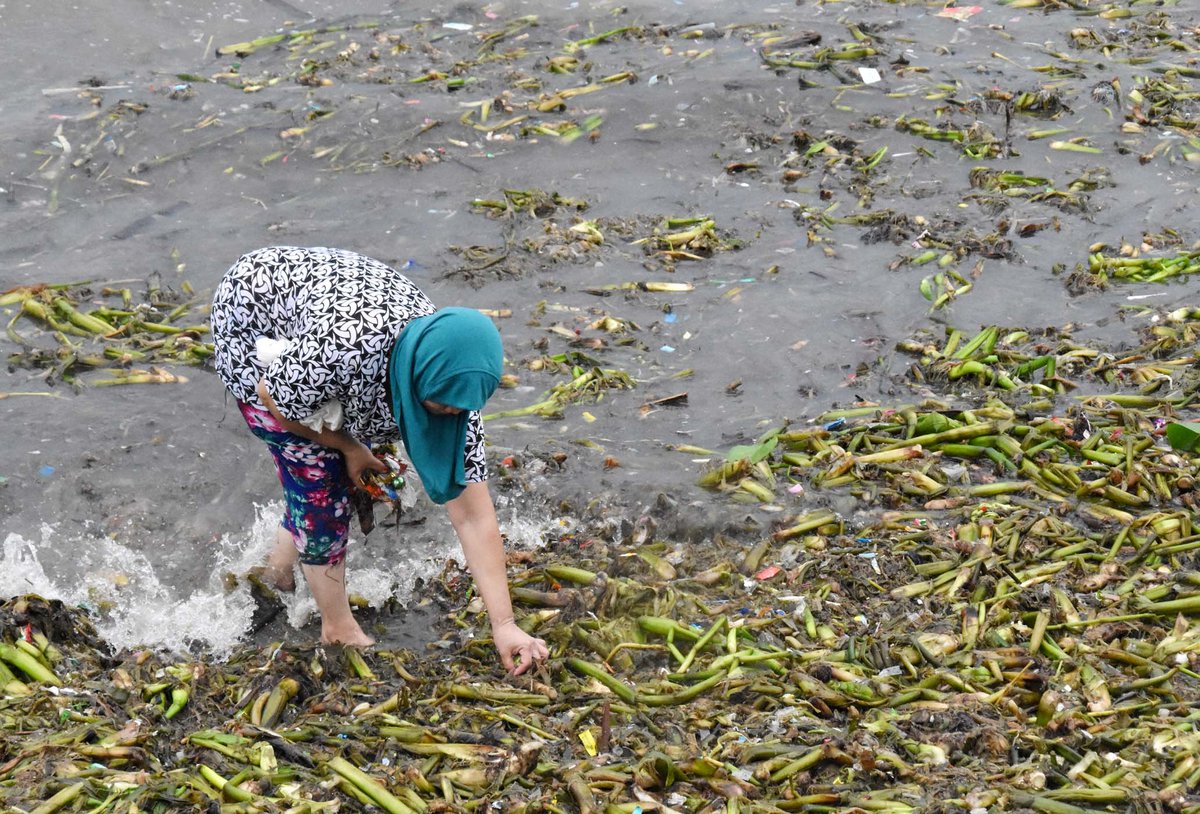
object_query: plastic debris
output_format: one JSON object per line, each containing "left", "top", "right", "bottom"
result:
{"left": 936, "top": 6, "right": 982, "bottom": 21}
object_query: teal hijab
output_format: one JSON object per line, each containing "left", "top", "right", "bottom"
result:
{"left": 388, "top": 307, "right": 503, "bottom": 504}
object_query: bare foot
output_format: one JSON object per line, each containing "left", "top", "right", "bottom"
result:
{"left": 301, "top": 560, "right": 373, "bottom": 647}
{"left": 321, "top": 625, "right": 375, "bottom": 648}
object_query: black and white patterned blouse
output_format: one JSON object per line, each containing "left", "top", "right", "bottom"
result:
{"left": 210, "top": 246, "right": 488, "bottom": 482}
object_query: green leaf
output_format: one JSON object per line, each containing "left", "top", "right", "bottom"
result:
{"left": 1166, "top": 422, "right": 1200, "bottom": 452}
{"left": 914, "top": 412, "right": 959, "bottom": 435}
{"left": 726, "top": 438, "right": 778, "bottom": 464}
{"left": 191, "top": 730, "right": 249, "bottom": 745}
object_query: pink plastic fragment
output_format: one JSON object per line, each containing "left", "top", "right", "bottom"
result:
{"left": 936, "top": 6, "right": 982, "bottom": 21}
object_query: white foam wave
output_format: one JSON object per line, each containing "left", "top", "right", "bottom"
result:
{"left": 1, "top": 494, "right": 556, "bottom": 657}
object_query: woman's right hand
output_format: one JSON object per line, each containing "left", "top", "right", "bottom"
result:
{"left": 343, "top": 442, "right": 388, "bottom": 487}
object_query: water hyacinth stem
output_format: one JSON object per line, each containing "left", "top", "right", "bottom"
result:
{"left": 28, "top": 782, "right": 85, "bottom": 814}
{"left": 772, "top": 509, "right": 838, "bottom": 541}
{"left": 260, "top": 677, "right": 299, "bottom": 727}
{"left": 0, "top": 643, "right": 61, "bottom": 686}
{"left": 164, "top": 686, "right": 190, "bottom": 719}
{"left": 199, "top": 764, "right": 254, "bottom": 803}
{"left": 327, "top": 756, "right": 418, "bottom": 814}
{"left": 566, "top": 658, "right": 637, "bottom": 704}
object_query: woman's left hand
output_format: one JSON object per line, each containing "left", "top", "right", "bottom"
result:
{"left": 343, "top": 441, "right": 388, "bottom": 487}
{"left": 492, "top": 619, "right": 549, "bottom": 676}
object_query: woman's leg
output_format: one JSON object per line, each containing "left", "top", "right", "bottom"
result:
{"left": 262, "top": 526, "right": 299, "bottom": 592}
{"left": 239, "top": 402, "right": 374, "bottom": 646}
{"left": 302, "top": 559, "right": 372, "bottom": 646}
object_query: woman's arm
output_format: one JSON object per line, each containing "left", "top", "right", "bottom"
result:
{"left": 255, "top": 378, "right": 386, "bottom": 484}
{"left": 446, "top": 481, "right": 549, "bottom": 675}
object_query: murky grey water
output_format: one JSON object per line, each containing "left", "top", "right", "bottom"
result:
{"left": 1, "top": 0, "right": 1197, "bottom": 652}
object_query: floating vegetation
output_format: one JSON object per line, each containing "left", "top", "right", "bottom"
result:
{"left": 1124, "top": 74, "right": 1200, "bottom": 133}
{"left": 697, "top": 311, "right": 1200, "bottom": 500}
{"left": 446, "top": 190, "right": 594, "bottom": 283}
{"left": 11, "top": 301, "right": 1200, "bottom": 810}
{"left": 451, "top": 194, "right": 739, "bottom": 284}
{"left": 633, "top": 216, "right": 727, "bottom": 260}
{"left": 470, "top": 189, "right": 589, "bottom": 219}
{"left": 670, "top": 313, "right": 1200, "bottom": 808}
{"left": 1086, "top": 248, "right": 1200, "bottom": 284}
{"left": 760, "top": 39, "right": 879, "bottom": 72}
{"left": 2, "top": 277, "right": 211, "bottom": 387}
{"left": 584, "top": 280, "right": 696, "bottom": 295}
{"left": 485, "top": 362, "right": 635, "bottom": 420}
{"left": 9, "top": 14, "right": 678, "bottom": 200}
{"left": 1007, "top": 86, "right": 1073, "bottom": 118}
{"left": 967, "top": 167, "right": 1110, "bottom": 214}
{"left": 214, "top": 22, "right": 383, "bottom": 58}
{"left": 901, "top": 317, "right": 1200, "bottom": 397}
{"left": 895, "top": 116, "right": 1004, "bottom": 160}
{"left": 918, "top": 268, "right": 974, "bottom": 312}
{"left": 563, "top": 25, "right": 648, "bottom": 54}
{"left": 11, "top": 3, "right": 1200, "bottom": 812}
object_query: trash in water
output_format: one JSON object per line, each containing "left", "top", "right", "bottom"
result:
{"left": 935, "top": 6, "right": 982, "bottom": 21}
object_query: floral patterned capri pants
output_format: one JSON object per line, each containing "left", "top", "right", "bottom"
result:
{"left": 238, "top": 401, "right": 353, "bottom": 566}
